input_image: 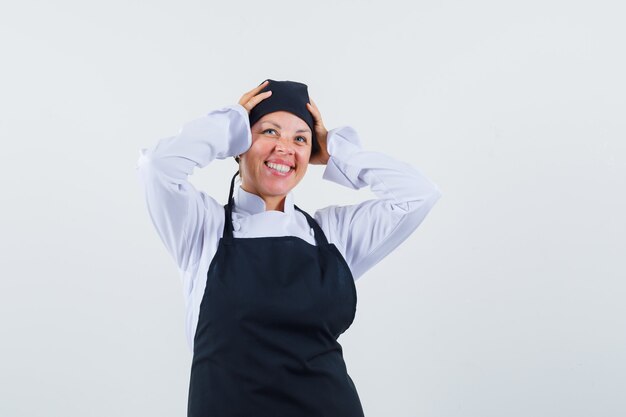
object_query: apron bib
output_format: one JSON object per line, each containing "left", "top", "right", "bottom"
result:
{"left": 187, "top": 172, "right": 364, "bottom": 416}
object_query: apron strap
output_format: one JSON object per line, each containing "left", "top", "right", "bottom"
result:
{"left": 223, "top": 169, "right": 329, "bottom": 246}
{"left": 222, "top": 170, "right": 239, "bottom": 240}
{"left": 294, "top": 205, "right": 329, "bottom": 246}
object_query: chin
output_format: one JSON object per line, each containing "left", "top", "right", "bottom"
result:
{"left": 262, "top": 186, "right": 292, "bottom": 198}
{"left": 262, "top": 178, "right": 298, "bottom": 193}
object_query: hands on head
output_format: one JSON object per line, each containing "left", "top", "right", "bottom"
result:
{"left": 238, "top": 81, "right": 329, "bottom": 165}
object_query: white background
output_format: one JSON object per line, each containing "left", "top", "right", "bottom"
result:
{"left": 1, "top": 0, "right": 625, "bottom": 416}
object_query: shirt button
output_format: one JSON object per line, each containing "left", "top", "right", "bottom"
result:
{"left": 233, "top": 222, "right": 241, "bottom": 231}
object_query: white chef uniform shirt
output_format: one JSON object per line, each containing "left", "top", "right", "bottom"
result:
{"left": 136, "top": 104, "right": 442, "bottom": 352}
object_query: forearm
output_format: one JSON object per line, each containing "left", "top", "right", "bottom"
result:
{"left": 322, "top": 126, "right": 442, "bottom": 209}
{"left": 135, "top": 104, "right": 251, "bottom": 270}
{"left": 138, "top": 104, "right": 251, "bottom": 180}
{"left": 317, "top": 126, "right": 442, "bottom": 279}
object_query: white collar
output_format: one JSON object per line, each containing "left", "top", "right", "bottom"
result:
{"left": 233, "top": 185, "right": 295, "bottom": 216}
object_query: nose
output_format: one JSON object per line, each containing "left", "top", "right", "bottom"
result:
{"left": 275, "top": 137, "right": 295, "bottom": 155}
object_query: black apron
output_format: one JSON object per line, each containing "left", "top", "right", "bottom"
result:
{"left": 187, "top": 172, "right": 365, "bottom": 416}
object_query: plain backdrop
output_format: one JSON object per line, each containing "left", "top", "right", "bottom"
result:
{"left": 1, "top": 0, "right": 624, "bottom": 416}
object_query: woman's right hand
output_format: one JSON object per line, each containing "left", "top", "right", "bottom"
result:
{"left": 238, "top": 80, "right": 272, "bottom": 114}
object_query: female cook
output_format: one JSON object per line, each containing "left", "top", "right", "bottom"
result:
{"left": 136, "top": 79, "right": 442, "bottom": 416}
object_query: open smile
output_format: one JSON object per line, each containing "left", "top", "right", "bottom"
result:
{"left": 264, "top": 161, "right": 294, "bottom": 176}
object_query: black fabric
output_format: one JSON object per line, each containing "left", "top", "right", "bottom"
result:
{"left": 248, "top": 79, "right": 320, "bottom": 156}
{"left": 187, "top": 173, "right": 364, "bottom": 416}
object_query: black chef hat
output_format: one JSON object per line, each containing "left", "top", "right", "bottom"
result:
{"left": 247, "top": 79, "right": 319, "bottom": 156}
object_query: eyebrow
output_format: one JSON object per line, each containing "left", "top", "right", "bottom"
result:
{"left": 261, "top": 121, "right": 311, "bottom": 134}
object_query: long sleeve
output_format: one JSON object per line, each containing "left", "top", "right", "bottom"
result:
{"left": 315, "top": 126, "right": 442, "bottom": 280}
{"left": 136, "top": 104, "right": 251, "bottom": 271}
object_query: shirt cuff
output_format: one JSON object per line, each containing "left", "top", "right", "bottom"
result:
{"left": 322, "top": 126, "right": 367, "bottom": 190}
{"left": 215, "top": 103, "right": 251, "bottom": 160}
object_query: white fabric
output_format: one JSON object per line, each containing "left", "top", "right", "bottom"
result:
{"left": 136, "top": 103, "right": 442, "bottom": 352}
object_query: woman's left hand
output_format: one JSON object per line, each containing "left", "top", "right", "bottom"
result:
{"left": 307, "top": 99, "right": 330, "bottom": 165}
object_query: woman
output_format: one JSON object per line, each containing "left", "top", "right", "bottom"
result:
{"left": 136, "top": 79, "right": 442, "bottom": 416}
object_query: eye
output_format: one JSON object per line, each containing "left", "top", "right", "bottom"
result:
{"left": 295, "top": 136, "right": 307, "bottom": 143}
{"left": 262, "top": 128, "right": 277, "bottom": 135}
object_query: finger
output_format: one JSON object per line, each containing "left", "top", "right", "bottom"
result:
{"left": 246, "top": 80, "right": 269, "bottom": 96}
{"left": 306, "top": 102, "right": 318, "bottom": 116}
{"left": 245, "top": 90, "right": 272, "bottom": 110}
{"left": 308, "top": 99, "right": 321, "bottom": 115}
{"left": 306, "top": 102, "right": 322, "bottom": 123}
{"left": 240, "top": 80, "right": 270, "bottom": 102}
{"left": 239, "top": 80, "right": 269, "bottom": 107}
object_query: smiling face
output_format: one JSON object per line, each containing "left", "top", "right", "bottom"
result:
{"left": 239, "top": 111, "right": 313, "bottom": 211}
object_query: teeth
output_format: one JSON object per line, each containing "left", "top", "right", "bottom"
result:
{"left": 266, "top": 162, "right": 291, "bottom": 173}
